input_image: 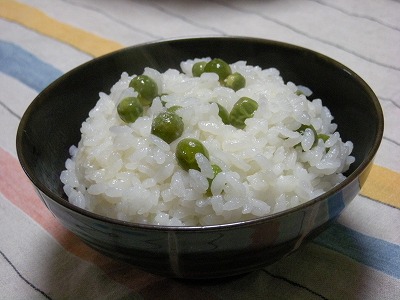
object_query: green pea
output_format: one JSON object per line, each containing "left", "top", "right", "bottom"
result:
{"left": 317, "top": 134, "right": 331, "bottom": 153}
{"left": 229, "top": 97, "right": 258, "bottom": 129}
{"left": 297, "top": 124, "right": 317, "bottom": 135}
{"left": 206, "top": 164, "right": 222, "bottom": 196}
{"left": 211, "top": 102, "right": 230, "bottom": 125}
{"left": 151, "top": 111, "right": 184, "bottom": 144}
{"left": 204, "top": 58, "right": 232, "bottom": 81}
{"left": 217, "top": 103, "right": 230, "bottom": 125}
{"left": 295, "top": 89, "right": 304, "bottom": 96}
{"left": 192, "top": 61, "right": 207, "bottom": 77}
{"left": 318, "top": 133, "right": 330, "bottom": 142}
{"left": 117, "top": 97, "right": 143, "bottom": 123}
{"left": 296, "top": 124, "right": 318, "bottom": 148}
{"left": 176, "top": 138, "right": 209, "bottom": 171}
{"left": 167, "top": 105, "right": 182, "bottom": 113}
{"left": 295, "top": 86, "right": 311, "bottom": 97}
{"left": 129, "top": 75, "right": 158, "bottom": 106}
{"left": 224, "top": 72, "right": 246, "bottom": 91}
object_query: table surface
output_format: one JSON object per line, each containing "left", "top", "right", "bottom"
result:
{"left": 1, "top": 0, "right": 399, "bottom": 299}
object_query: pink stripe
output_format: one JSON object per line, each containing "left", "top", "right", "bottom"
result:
{"left": 0, "top": 148, "right": 86, "bottom": 253}
{"left": 0, "top": 147, "right": 161, "bottom": 290}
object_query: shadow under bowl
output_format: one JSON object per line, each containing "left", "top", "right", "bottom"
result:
{"left": 16, "top": 37, "right": 383, "bottom": 279}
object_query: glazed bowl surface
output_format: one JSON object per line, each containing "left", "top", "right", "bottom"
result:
{"left": 16, "top": 37, "right": 383, "bottom": 279}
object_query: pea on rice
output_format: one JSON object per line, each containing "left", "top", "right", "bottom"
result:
{"left": 60, "top": 58, "right": 354, "bottom": 226}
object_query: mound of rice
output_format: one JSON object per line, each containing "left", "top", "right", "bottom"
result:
{"left": 60, "top": 58, "right": 354, "bottom": 226}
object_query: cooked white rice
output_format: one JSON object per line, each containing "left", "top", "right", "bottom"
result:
{"left": 60, "top": 58, "right": 354, "bottom": 226}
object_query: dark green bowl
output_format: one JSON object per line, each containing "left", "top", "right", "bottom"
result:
{"left": 16, "top": 37, "right": 383, "bottom": 279}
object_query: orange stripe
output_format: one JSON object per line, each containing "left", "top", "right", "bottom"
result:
{"left": 0, "top": 0, "right": 123, "bottom": 57}
{"left": 361, "top": 164, "right": 400, "bottom": 208}
{"left": 0, "top": 147, "right": 160, "bottom": 290}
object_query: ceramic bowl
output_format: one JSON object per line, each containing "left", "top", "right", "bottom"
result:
{"left": 16, "top": 37, "right": 383, "bottom": 279}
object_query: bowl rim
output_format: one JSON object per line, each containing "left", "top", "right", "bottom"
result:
{"left": 16, "top": 36, "right": 384, "bottom": 232}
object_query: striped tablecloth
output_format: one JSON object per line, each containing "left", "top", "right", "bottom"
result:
{"left": 1, "top": 0, "right": 399, "bottom": 299}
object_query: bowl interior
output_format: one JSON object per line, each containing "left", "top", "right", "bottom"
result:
{"left": 17, "top": 37, "right": 383, "bottom": 225}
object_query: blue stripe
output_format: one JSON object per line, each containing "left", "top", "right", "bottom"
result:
{"left": 0, "top": 40, "right": 62, "bottom": 92}
{"left": 327, "top": 191, "right": 345, "bottom": 219}
{"left": 314, "top": 222, "right": 400, "bottom": 279}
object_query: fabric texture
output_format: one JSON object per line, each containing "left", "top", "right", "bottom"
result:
{"left": 0, "top": 0, "right": 399, "bottom": 298}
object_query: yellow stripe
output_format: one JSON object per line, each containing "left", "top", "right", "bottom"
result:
{"left": 361, "top": 165, "right": 400, "bottom": 208}
{"left": 1, "top": 1, "right": 399, "bottom": 210}
{"left": 0, "top": 0, "right": 123, "bottom": 57}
